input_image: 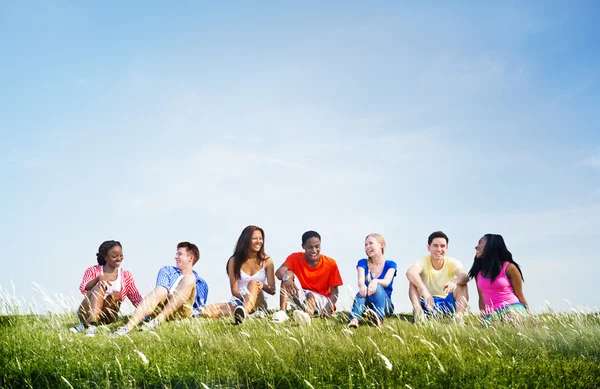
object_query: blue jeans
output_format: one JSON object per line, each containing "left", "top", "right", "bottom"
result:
{"left": 350, "top": 284, "right": 394, "bottom": 322}
{"left": 420, "top": 294, "right": 456, "bottom": 316}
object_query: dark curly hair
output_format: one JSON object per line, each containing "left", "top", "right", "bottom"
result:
{"left": 96, "top": 240, "right": 122, "bottom": 265}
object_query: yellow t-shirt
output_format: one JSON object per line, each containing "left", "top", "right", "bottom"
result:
{"left": 415, "top": 255, "right": 463, "bottom": 298}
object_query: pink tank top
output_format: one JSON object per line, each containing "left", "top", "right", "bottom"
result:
{"left": 477, "top": 261, "right": 520, "bottom": 314}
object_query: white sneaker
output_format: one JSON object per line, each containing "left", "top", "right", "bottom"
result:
{"left": 250, "top": 310, "right": 266, "bottom": 318}
{"left": 111, "top": 326, "right": 131, "bottom": 337}
{"left": 85, "top": 325, "right": 98, "bottom": 337}
{"left": 293, "top": 310, "right": 312, "bottom": 326}
{"left": 414, "top": 309, "right": 427, "bottom": 325}
{"left": 271, "top": 310, "right": 289, "bottom": 323}
{"left": 234, "top": 306, "right": 246, "bottom": 325}
{"left": 70, "top": 323, "right": 85, "bottom": 334}
{"left": 453, "top": 314, "right": 466, "bottom": 327}
{"left": 347, "top": 318, "right": 359, "bottom": 328}
{"left": 141, "top": 318, "right": 161, "bottom": 331}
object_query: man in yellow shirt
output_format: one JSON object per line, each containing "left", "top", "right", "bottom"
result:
{"left": 406, "top": 231, "right": 469, "bottom": 324}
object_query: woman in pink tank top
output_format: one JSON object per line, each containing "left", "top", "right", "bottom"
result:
{"left": 468, "top": 234, "right": 530, "bottom": 326}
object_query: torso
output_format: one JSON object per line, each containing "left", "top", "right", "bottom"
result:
{"left": 101, "top": 266, "right": 122, "bottom": 294}
{"left": 477, "top": 261, "right": 520, "bottom": 313}
{"left": 367, "top": 261, "right": 385, "bottom": 281}
{"left": 237, "top": 257, "right": 268, "bottom": 293}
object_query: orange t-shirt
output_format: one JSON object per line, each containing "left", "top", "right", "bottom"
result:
{"left": 284, "top": 252, "right": 343, "bottom": 297}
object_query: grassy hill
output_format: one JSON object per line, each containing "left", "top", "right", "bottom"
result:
{"left": 1, "top": 312, "right": 599, "bottom": 388}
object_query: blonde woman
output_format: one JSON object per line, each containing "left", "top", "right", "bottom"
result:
{"left": 347, "top": 234, "right": 397, "bottom": 328}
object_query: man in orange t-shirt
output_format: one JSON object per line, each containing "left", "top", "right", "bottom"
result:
{"left": 271, "top": 231, "right": 343, "bottom": 325}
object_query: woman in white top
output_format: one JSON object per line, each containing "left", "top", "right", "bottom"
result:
{"left": 202, "top": 225, "right": 276, "bottom": 324}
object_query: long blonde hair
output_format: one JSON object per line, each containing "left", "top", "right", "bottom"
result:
{"left": 365, "top": 233, "right": 386, "bottom": 274}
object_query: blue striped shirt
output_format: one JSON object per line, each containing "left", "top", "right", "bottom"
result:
{"left": 155, "top": 265, "right": 209, "bottom": 315}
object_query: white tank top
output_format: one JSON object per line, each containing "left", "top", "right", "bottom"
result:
{"left": 103, "top": 267, "right": 122, "bottom": 296}
{"left": 237, "top": 267, "right": 267, "bottom": 294}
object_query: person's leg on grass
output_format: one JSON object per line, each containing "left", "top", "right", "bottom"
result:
{"left": 155, "top": 275, "right": 196, "bottom": 323}
{"left": 99, "top": 292, "right": 122, "bottom": 324}
{"left": 452, "top": 284, "right": 469, "bottom": 316}
{"left": 243, "top": 280, "right": 261, "bottom": 314}
{"left": 124, "top": 287, "right": 169, "bottom": 331}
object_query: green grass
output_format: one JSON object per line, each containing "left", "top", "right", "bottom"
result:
{"left": 1, "top": 312, "right": 599, "bottom": 388}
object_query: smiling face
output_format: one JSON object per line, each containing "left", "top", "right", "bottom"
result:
{"left": 249, "top": 229, "right": 264, "bottom": 253}
{"left": 475, "top": 236, "right": 487, "bottom": 258}
{"left": 302, "top": 237, "right": 321, "bottom": 262}
{"left": 104, "top": 246, "right": 123, "bottom": 268}
{"left": 427, "top": 237, "right": 448, "bottom": 260}
{"left": 365, "top": 236, "right": 384, "bottom": 258}
{"left": 174, "top": 247, "right": 192, "bottom": 268}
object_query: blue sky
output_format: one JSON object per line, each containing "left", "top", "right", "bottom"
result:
{"left": 1, "top": 1, "right": 598, "bottom": 315}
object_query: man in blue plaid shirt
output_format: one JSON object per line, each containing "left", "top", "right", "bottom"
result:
{"left": 112, "top": 242, "right": 208, "bottom": 336}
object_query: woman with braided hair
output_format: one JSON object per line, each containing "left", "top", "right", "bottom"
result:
{"left": 70, "top": 240, "right": 142, "bottom": 336}
{"left": 347, "top": 233, "right": 397, "bottom": 328}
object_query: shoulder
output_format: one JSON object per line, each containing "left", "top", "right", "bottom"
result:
{"left": 285, "top": 252, "right": 303, "bottom": 262}
{"left": 321, "top": 254, "right": 339, "bottom": 268}
{"left": 122, "top": 269, "right": 134, "bottom": 278}
{"left": 356, "top": 258, "right": 368, "bottom": 268}
{"left": 385, "top": 260, "right": 398, "bottom": 269}
{"left": 414, "top": 255, "right": 429, "bottom": 268}
{"left": 445, "top": 256, "right": 463, "bottom": 268}
{"left": 84, "top": 265, "right": 101, "bottom": 274}
{"left": 192, "top": 270, "right": 208, "bottom": 284}
{"left": 505, "top": 262, "right": 518, "bottom": 274}
{"left": 158, "top": 265, "right": 177, "bottom": 275}
{"left": 263, "top": 256, "right": 274, "bottom": 265}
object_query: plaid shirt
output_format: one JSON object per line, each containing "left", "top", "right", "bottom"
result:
{"left": 79, "top": 265, "right": 143, "bottom": 307}
{"left": 155, "top": 265, "right": 209, "bottom": 315}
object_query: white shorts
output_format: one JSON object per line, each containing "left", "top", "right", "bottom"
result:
{"left": 292, "top": 277, "right": 330, "bottom": 312}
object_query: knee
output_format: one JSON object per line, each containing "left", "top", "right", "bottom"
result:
{"left": 454, "top": 284, "right": 469, "bottom": 298}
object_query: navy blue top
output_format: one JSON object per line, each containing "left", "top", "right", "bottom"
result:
{"left": 356, "top": 259, "right": 397, "bottom": 298}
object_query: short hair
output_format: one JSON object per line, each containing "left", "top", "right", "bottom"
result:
{"left": 302, "top": 230, "right": 321, "bottom": 245}
{"left": 428, "top": 231, "right": 449, "bottom": 245}
{"left": 177, "top": 242, "right": 200, "bottom": 265}
{"left": 96, "top": 240, "right": 122, "bottom": 265}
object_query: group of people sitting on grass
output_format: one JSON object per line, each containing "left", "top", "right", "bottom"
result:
{"left": 71, "top": 227, "right": 530, "bottom": 337}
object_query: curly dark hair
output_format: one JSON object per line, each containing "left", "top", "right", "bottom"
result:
{"left": 96, "top": 240, "right": 122, "bottom": 265}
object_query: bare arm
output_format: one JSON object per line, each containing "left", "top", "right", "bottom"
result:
{"left": 407, "top": 264, "right": 433, "bottom": 306}
{"left": 356, "top": 267, "right": 367, "bottom": 297}
{"left": 443, "top": 268, "right": 470, "bottom": 294}
{"left": 227, "top": 258, "right": 243, "bottom": 300}
{"left": 262, "top": 257, "right": 276, "bottom": 295}
{"left": 275, "top": 263, "right": 292, "bottom": 280}
{"left": 372, "top": 268, "right": 396, "bottom": 288}
{"left": 406, "top": 265, "right": 427, "bottom": 291}
{"left": 506, "top": 263, "right": 530, "bottom": 313}
{"left": 275, "top": 263, "right": 298, "bottom": 295}
{"left": 453, "top": 268, "right": 469, "bottom": 286}
{"left": 475, "top": 278, "right": 485, "bottom": 314}
{"left": 324, "top": 286, "right": 339, "bottom": 314}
